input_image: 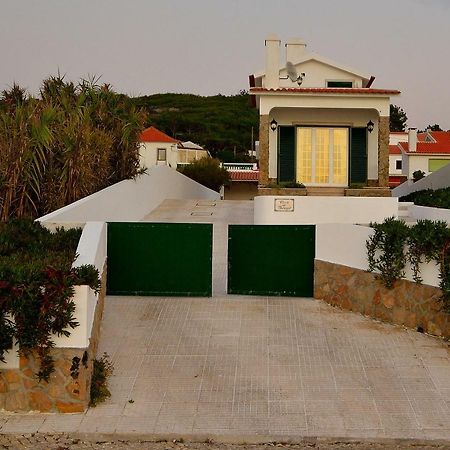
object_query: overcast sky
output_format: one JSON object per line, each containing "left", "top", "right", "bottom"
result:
{"left": 1, "top": 0, "right": 449, "bottom": 129}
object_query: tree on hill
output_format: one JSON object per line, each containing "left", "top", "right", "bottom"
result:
{"left": 426, "top": 124, "right": 443, "bottom": 131}
{"left": 390, "top": 105, "right": 408, "bottom": 132}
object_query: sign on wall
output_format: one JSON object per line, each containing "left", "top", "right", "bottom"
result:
{"left": 274, "top": 198, "right": 294, "bottom": 212}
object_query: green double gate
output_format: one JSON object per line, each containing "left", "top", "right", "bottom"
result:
{"left": 107, "top": 222, "right": 315, "bottom": 298}
{"left": 228, "top": 225, "right": 315, "bottom": 297}
{"left": 107, "top": 222, "right": 213, "bottom": 296}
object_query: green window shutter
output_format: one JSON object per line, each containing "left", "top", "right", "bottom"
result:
{"left": 278, "top": 126, "right": 296, "bottom": 182}
{"left": 350, "top": 128, "right": 367, "bottom": 184}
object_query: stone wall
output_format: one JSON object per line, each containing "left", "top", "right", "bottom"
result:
{"left": 0, "top": 266, "right": 107, "bottom": 413}
{"left": 314, "top": 260, "right": 450, "bottom": 338}
{"left": 378, "top": 116, "right": 390, "bottom": 188}
{"left": 258, "top": 115, "right": 269, "bottom": 185}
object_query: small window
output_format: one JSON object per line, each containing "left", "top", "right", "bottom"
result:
{"left": 327, "top": 81, "right": 353, "bottom": 88}
{"left": 157, "top": 148, "right": 167, "bottom": 161}
{"left": 395, "top": 160, "right": 402, "bottom": 170}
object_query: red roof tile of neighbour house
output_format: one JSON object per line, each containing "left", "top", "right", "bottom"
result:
{"left": 399, "top": 131, "right": 450, "bottom": 154}
{"left": 250, "top": 87, "right": 401, "bottom": 95}
{"left": 389, "top": 144, "right": 402, "bottom": 155}
{"left": 139, "top": 126, "right": 179, "bottom": 143}
{"left": 229, "top": 171, "right": 259, "bottom": 182}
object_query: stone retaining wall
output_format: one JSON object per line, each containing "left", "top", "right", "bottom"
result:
{"left": 0, "top": 266, "right": 107, "bottom": 413}
{"left": 314, "top": 260, "right": 450, "bottom": 338}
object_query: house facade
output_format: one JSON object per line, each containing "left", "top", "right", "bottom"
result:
{"left": 139, "top": 126, "right": 179, "bottom": 169}
{"left": 250, "top": 36, "right": 400, "bottom": 195}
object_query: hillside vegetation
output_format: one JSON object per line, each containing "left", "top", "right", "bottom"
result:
{"left": 132, "top": 92, "right": 259, "bottom": 160}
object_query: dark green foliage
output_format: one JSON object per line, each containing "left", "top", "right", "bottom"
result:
{"left": 413, "top": 170, "right": 426, "bottom": 183}
{"left": 401, "top": 187, "right": 450, "bottom": 210}
{"left": 90, "top": 352, "right": 114, "bottom": 407}
{"left": 178, "top": 158, "right": 230, "bottom": 192}
{"left": 389, "top": 104, "right": 408, "bottom": 132}
{"left": 367, "top": 218, "right": 450, "bottom": 311}
{"left": 0, "top": 220, "right": 100, "bottom": 380}
{"left": 367, "top": 217, "right": 410, "bottom": 288}
{"left": 132, "top": 92, "right": 259, "bottom": 159}
{"left": 407, "top": 220, "right": 449, "bottom": 283}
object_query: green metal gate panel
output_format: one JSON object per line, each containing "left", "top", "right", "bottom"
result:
{"left": 107, "top": 222, "right": 212, "bottom": 297}
{"left": 228, "top": 225, "right": 315, "bottom": 297}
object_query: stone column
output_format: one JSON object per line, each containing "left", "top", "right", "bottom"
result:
{"left": 378, "top": 116, "right": 389, "bottom": 187}
{"left": 258, "top": 114, "right": 269, "bottom": 185}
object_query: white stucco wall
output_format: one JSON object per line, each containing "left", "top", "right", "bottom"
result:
{"left": 316, "top": 223, "right": 440, "bottom": 287}
{"left": 278, "top": 59, "right": 364, "bottom": 89}
{"left": 140, "top": 141, "right": 178, "bottom": 169}
{"left": 389, "top": 154, "right": 403, "bottom": 175}
{"left": 254, "top": 196, "right": 398, "bottom": 225}
{"left": 409, "top": 205, "right": 450, "bottom": 223}
{"left": 267, "top": 106, "right": 381, "bottom": 181}
{"left": 37, "top": 165, "right": 220, "bottom": 225}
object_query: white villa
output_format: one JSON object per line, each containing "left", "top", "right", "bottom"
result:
{"left": 250, "top": 35, "right": 400, "bottom": 195}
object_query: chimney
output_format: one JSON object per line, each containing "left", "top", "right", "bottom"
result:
{"left": 285, "top": 38, "right": 307, "bottom": 64}
{"left": 265, "top": 34, "right": 281, "bottom": 89}
{"left": 408, "top": 128, "right": 417, "bottom": 152}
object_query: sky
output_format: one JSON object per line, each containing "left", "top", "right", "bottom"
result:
{"left": 1, "top": 0, "right": 450, "bottom": 129}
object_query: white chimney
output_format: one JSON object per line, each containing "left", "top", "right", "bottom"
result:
{"left": 285, "top": 38, "right": 307, "bottom": 64}
{"left": 265, "top": 34, "right": 281, "bottom": 89}
{"left": 408, "top": 128, "right": 417, "bottom": 152}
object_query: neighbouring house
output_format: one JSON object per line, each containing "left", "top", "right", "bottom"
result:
{"left": 223, "top": 163, "right": 259, "bottom": 200}
{"left": 249, "top": 35, "right": 400, "bottom": 196}
{"left": 395, "top": 129, "right": 450, "bottom": 180}
{"left": 139, "top": 126, "right": 179, "bottom": 169}
{"left": 389, "top": 131, "right": 408, "bottom": 187}
{"left": 178, "top": 141, "right": 210, "bottom": 165}
{"left": 139, "top": 126, "right": 210, "bottom": 170}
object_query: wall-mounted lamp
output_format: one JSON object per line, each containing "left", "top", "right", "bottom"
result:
{"left": 270, "top": 118, "right": 278, "bottom": 132}
{"left": 367, "top": 120, "right": 374, "bottom": 133}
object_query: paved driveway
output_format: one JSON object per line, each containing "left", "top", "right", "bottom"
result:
{"left": 88, "top": 294, "right": 450, "bottom": 440}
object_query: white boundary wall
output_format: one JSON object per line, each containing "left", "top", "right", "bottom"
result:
{"left": 392, "top": 163, "right": 450, "bottom": 198}
{"left": 409, "top": 205, "right": 450, "bottom": 223}
{"left": 316, "top": 223, "right": 440, "bottom": 288}
{"left": 38, "top": 165, "right": 219, "bottom": 225}
{"left": 254, "top": 196, "right": 399, "bottom": 225}
{"left": 4, "top": 222, "right": 107, "bottom": 368}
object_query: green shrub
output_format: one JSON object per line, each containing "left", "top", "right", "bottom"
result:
{"left": 178, "top": 158, "right": 230, "bottom": 192}
{"left": 0, "top": 220, "right": 100, "bottom": 380}
{"left": 90, "top": 353, "right": 114, "bottom": 407}
{"left": 400, "top": 187, "right": 450, "bottom": 210}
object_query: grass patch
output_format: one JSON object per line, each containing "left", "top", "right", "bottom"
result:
{"left": 90, "top": 353, "right": 114, "bottom": 407}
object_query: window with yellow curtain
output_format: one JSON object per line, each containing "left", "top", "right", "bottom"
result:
{"left": 296, "top": 128, "right": 312, "bottom": 183}
{"left": 296, "top": 127, "right": 348, "bottom": 185}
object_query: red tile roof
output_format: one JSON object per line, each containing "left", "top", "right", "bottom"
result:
{"left": 389, "top": 144, "right": 402, "bottom": 155}
{"left": 389, "top": 175, "right": 407, "bottom": 188}
{"left": 399, "top": 131, "right": 450, "bottom": 154}
{"left": 139, "top": 126, "right": 179, "bottom": 143}
{"left": 250, "top": 87, "right": 400, "bottom": 95}
{"left": 229, "top": 171, "right": 259, "bottom": 182}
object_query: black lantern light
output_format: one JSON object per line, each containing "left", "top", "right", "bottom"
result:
{"left": 270, "top": 118, "right": 278, "bottom": 131}
{"left": 367, "top": 120, "right": 374, "bottom": 133}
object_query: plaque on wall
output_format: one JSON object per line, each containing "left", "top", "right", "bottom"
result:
{"left": 274, "top": 198, "right": 294, "bottom": 212}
